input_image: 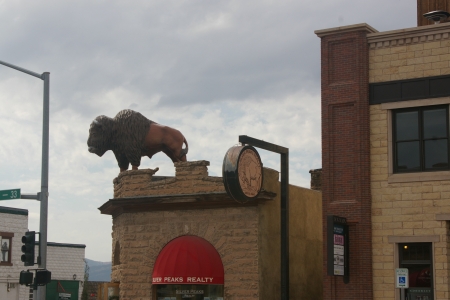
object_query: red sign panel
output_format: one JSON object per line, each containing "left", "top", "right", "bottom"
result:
{"left": 334, "top": 234, "right": 344, "bottom": 246}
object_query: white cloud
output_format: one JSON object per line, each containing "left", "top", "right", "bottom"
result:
{"left": 0, "top": 0, "right": 415, "bottom": 261}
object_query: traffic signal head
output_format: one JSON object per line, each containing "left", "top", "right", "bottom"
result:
{"left": 21, "top": 231, "right": 35, "bottom": 266}
{"left": 19, "top": 270, "right": 33, "bottom": 286}
{"left": 35, "top": 270, "right": 51, "bottom": 285}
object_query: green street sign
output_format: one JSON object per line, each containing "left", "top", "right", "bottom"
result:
{"left": 0, "top": 189, "right": 21, "bottom": 200}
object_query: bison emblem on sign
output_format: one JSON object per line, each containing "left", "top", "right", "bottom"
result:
{"left": 87, "top": 109, "right": 188, "bottom": 172}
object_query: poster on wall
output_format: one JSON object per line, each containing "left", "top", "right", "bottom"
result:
{"left": 327, "top": 215, "right": 349, "bottom": 282}
{"left": 58, "top": 293, "right": 71, "bottom": 300}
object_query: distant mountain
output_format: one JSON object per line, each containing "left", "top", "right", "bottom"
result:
{"left": 85, "top": 258, "right": 112, "bottom": 282}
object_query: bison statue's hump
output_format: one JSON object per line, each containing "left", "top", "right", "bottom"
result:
{"left": 87, "top": 109, "right": 188, "bottom": 172}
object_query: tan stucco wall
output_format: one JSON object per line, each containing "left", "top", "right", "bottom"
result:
{"left": 369, "top": 23, "right": 450, "bottom": 300}
{"left": 259, "top": 168, "right": 323, "bottom": 299}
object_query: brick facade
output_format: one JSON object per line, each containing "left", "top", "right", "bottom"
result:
{"left": 317, "top": 19, "right": 450, "bottom": 300}
{"left": 316, "top": 24, "right": 376, "bottom": 300}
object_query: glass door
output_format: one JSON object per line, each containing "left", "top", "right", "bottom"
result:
{"left": 398, "top": 243, "right": 433, "bottom": 300}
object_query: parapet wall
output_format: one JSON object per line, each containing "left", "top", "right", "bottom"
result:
{"left": 113, "top": 160, "right": 224, "bottom": 198}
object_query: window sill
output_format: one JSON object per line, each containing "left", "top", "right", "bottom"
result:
{"left": 388, "top": 170, "right": 450, "bottom": 183}
{"left": 0, "top": 262, "right": 13, "bottom": 266}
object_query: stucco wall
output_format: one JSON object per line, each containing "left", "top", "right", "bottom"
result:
{"left": 259, "top": 168, "right": 323, "bottom": 299}
{"left": 369, "top": 23, "right": 450, "bottom": 300}
{"left": 46, "top": 244, "right": 86, "bottom": 299}
{"left": 0, "top": 208, "right": 31, "bottom": 300}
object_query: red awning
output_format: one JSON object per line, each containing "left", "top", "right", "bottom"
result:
{"left": 152, "top": 235, "right": 224, "bottom": 285}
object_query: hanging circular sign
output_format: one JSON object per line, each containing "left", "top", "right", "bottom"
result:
{"left": 222, "top": 145, "right": 263, "bottom": 203}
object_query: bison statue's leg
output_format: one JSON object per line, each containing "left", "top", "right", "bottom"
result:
{"left": 114, "top": 151, "right": 131, "bottom": 173}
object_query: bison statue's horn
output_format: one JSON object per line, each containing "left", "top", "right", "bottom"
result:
{"left": 93, "top": 119, "right": 101, "bottom": 126}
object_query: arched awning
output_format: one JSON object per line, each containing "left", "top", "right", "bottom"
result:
{"left": 151, "top": 235, "right": 224, "bottom": 285}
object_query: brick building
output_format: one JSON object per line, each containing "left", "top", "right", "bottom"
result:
{"left": 316, "top": 1, "right": 450, "bottom": 299}
{"left": 0, "top": 206, "right": 86, "bottom": 300}
{"left": 99, "top": 160, "right": 323, "bottom": 299}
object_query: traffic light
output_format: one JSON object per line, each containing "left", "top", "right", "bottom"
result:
{"left": 19, "top": 270, "right": 33, "bottom": 285}
{"left": 21, "top": 231, "right": 35, "bottom": 266}
{"left": 35, "top": 270, "right": 51, "bottom": 285}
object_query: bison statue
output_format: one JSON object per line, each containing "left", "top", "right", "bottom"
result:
{"left": 87, "top": 109, "right": 188, "bottom": 172}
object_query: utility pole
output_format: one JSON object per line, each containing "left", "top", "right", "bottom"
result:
{"left": 0, "top": 60, "right": 49, "bottom": 300}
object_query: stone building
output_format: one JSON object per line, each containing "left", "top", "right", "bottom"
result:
{"left": 99, "top": 160, "right": 322, "bottom": 299}
{"left": 315, "top": 0, "right": 450, "bottom": 299}
{"left": 0, "top": 206, "right": 86, "bottom": 300}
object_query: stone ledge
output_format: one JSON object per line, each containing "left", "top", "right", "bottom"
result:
{"left": 174, "top": 160, "right": 210, "bottom": 167}
{"left": 368, "top": 22, "right": 450, "bottom": 49}
{"left": 315, "top": 23, "right": 378, "bottom": 38}
{"left": 99, "top": 190, "right": 276, "bottom": 216}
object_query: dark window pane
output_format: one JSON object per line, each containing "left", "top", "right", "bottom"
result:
{"left": 424, "top": 139, "right": 448, "bottom": 169}
{"left": 423, "top": 108, "right": 447, "bottom": 139}
{"left": 404, "top": 265, "right": 432, "bottom": 287}
{"left": 396, "top": 111, "right": 419, "bottom": 141}
{"left": 396, "top": 141, "right": 420, "bottom": 171}
{"left": 399, "top": 243, "right": 432, "bottom": 288}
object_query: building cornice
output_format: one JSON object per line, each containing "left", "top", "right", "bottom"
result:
{"left": 98, "top": 190, "right": 276, "bottom": 217}
{"left": 368, "top": 22, "right": 450, "bottom": 49}
{"left": 314, "top": 23, "right": 378, "bottom": 38}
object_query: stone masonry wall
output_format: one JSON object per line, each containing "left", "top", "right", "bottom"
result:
{"left": 110, "top": 161, "right": 260, "bottom": 300}
{"left": 369, "top": 25, "right": 450, "bottom": 300}
{"left": 112, "top": 207, "right": 259, "bottom": 300}
{"left": 369, "top": 24, "right": 450, "bottom": 83}
{"left": 113, "top": 160, "right": 223, "bottom": 198}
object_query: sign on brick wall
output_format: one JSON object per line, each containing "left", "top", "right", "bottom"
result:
{"left": 327, "top": 215, "right": 349, "bottom": 282}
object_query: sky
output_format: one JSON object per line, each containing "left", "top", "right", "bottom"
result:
{"left": 0, "top": 0, "right": 416, "bottom": 261}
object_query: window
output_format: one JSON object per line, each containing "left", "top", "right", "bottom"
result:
{"left": 393, "top": 105, "right": 449, "bottom": 173}
{"left": 0, "top": 232, "right": 14, "bottom": 266}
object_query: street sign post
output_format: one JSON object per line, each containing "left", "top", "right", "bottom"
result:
{"left": 0, "top": 189, "right": 21, "bottom": 200}
{"left": 396, "top": 268, "right": 409, "bottom": 300}
{"left": 0, "top": 60, "right": 50, "bottom": 300}
{"left": 396, "top": 268, "right": 409, "bottom": 288}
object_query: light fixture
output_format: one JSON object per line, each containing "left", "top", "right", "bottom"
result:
{"left": 404, "top": 245, "right": 408, "bottom": 250}
{"left": 73, "top": 274, "right": 77, "bottom": 280}
{"left": 423, "top": 10, "right": 450, "bottom": 24}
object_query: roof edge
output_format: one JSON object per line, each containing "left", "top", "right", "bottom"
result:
{"left": 315, "top": 23, "right": 378, "bottom": 38}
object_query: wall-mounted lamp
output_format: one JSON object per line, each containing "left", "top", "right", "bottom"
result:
{"left": 73, "top": 274, "right": 77, "bottom": 280}
{"left": 423, "top": 10, "right": 450, "bottom": 24}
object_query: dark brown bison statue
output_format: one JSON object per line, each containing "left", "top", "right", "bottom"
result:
{"left": 87, "top": 109, "right": 188, "bottom": 172}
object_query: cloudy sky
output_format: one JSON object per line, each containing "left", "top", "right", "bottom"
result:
{"left": 0, "top": 0, "right": 415, "bottom": 261}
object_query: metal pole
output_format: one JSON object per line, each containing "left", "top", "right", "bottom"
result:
{"left": 37, "top": 72, "right": 50, "bottom": 300}
{"left": 0, "top": 60, "right": 49, "bottom": 300}
{"left": 238, "top": 135, "right": 289, "bottom": 300}
{"left": 280, "top": 152, "right": 289, "bottom": 300}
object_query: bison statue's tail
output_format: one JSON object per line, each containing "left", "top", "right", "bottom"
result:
{"left": 179, "top": 138, "right": 189, "bottom": 160}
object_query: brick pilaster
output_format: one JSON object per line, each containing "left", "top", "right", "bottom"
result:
{"left": 315, "top": 24, "right": 377, "bottom": 300}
